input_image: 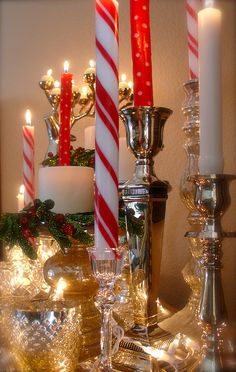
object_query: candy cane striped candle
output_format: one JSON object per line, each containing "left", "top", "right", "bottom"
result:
{"left": 23, "top": 109, "right": 35, "bottom": 206}
{"left": 186, "top": 0, "right": 202, "bottom": 79}
{"left": 95, "top": 0, "right": 119, "bottom": 253}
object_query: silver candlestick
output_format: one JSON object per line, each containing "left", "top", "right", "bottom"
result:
{"left": 187, "top": 174, "right": 236, "bottom": 371}
{"left": 112, "top": 106, "right": 174, "bottom": 371}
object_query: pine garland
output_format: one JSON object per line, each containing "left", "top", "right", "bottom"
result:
{"left": 0, "top": 199, "right": 144, "bottom": 260}
{"left": 0, "top": 199, "right": 94, "bottom": 260}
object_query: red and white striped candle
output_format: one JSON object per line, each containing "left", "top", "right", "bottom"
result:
{"left": 23, "top": 109, "right": 35, "bottom": 206}
{"left": 186, "top": 0, "right": 202, "bottom": 79}
{"left": 59, "top": 61, "right": 72, "bottom": 166}
{"left": 95, "top": 0, "right": 119, "bottom": 253}
{"left": 130, "top": 0, "right": 153, "bottom": 106}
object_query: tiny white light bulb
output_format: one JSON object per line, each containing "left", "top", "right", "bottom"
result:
{"left": 47, "top": 69, "right": 52, "bottom": 76}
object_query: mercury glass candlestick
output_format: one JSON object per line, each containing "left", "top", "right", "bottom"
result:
{"left": 187, "top": 174, "right": 236, "bottom": 371}
{"left": 178, "top": 80, "right": 203, "bottom": 338}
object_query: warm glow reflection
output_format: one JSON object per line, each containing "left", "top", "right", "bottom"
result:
{"left": 89, "top": 59, "right": 95, "bottom": 68}
{"left": 25, "top": 109, "right": 31, "bottom": 125}
{"left": 54, "top": 277, "right": 67, "bottom": 300}
{"left": 54, "top": 80, "right": 60, "bottom": 88}
{"left": 128, "top": 81, "right": 133, "bottom": 89}
{"left": 121, "top": 73, "right": 127, "bottom": 82}
{"left": 64, "top": 60, "right": 69, "bottom": 73}
{"left": 47, "top": 68, "right": 52, "bottom": 76}
{"left": 82, "top": 86, "right": 88, "bottom": 94}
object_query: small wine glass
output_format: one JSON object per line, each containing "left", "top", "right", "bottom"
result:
{"left": 87, "top": 247, "right": 124, "bottom": 372}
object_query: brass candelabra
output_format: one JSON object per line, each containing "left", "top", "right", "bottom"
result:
{"left": 39, "top": 64, "right": 134, "bottom": 156}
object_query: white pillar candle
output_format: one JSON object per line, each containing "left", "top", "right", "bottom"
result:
{"left": 84, "top": 125, "right": 95, "bottom": 149}
{"left": 38, "top": 166, "right": 94, "bottom": 214}
{"left": 198, "top": 2, "right": 223, "bottom": 174}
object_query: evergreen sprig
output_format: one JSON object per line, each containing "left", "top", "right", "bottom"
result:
{"left": 0, "top": 200, "right": 144, "bottom": 260}
{"left": 42, "top": 147, "right": 95, "bottom": 168}
{"left": 0, "top": 199, "right": 93, "bottom": 259}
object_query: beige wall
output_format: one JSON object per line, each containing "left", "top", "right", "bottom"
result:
{"left": 0, "top": 0, "right": 236, "bottom": 319}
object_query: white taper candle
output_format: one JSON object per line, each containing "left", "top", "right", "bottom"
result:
{"left": 198, "top": 2, "right": 223, "bottom": 174}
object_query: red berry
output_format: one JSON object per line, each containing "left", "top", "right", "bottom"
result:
{"left": 88, "top": 158, "right": 95, "bottom": 167}
{"left": 19, "top": 216, "right": 28, "bottom": 225}
{"left": 27, "top": 206, "right": 37, "bottom": 218}
{"left": 48, "top": 152, "right": 53, "bottom": 158}
{"left": 62, "top": 223, "right": 75, "bottom": 236}
{"left": 70, "top": 145, "right": 74, "bottom": 150}
{"left": 55, "top": 213, "right": 65, "bottom": 225}
{"left": 22, "top": 228, "right": 33, "bottom": 239}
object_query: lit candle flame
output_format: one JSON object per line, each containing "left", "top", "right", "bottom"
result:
{"left": 89, "top": 59, "right": 95, "bottom": 68}
{"left": 19, "top": 184, "right": 25, "bottom": 194}
{"left": 121, "top": 74, "right": 127, "bottom": 82}
{"left": 25, "top": 109, "right": 31, "bottom": 125}
{"left": 64, "top": 60, "right": 69, "bottom": 73}
{"left": 54, "top": 80, "right": 60, "bottom": 88}
{"left": 47, "top": 69, "right": 52, "bottom": 76}
{"left": 205, "top": 0, "right": 214, "bottom": 7}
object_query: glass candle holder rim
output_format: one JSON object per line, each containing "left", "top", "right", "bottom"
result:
{"left": 87, "top": 246, "right": 124, "bottom": 260}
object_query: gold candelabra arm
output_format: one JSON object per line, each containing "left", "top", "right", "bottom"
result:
{"left": 71, "top": 104, "right": 95, "bottom": 129}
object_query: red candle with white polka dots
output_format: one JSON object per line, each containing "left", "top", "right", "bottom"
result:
{"left": 59, "top": 61, "right": 72, "bottom": 166}
{"left": 130, "top": 0, "right": 153, "bottom": 106}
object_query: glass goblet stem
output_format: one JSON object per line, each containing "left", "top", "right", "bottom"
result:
{"left": 100, "top": 304, "right": 113, "bottom": 370}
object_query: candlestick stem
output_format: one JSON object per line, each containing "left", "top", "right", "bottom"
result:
{"left": 188, "top": 174, "right": 236, "bottom": 371}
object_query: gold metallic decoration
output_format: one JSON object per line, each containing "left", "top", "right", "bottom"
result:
{"left": 187, "top": 174, "right": 236, "bottom": 371}
{"left": 4, "top": 301, "right": 81, "bottom": 371}
{"left": 39, "top": 65, "right": 133, "bottom": 157}
{"left": 43, "top": 240, "right": 101, "bottom": 363}
{"left": 0, "top": 236, "right": 101, "bottom": 369}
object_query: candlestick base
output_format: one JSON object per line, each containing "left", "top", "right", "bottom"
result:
{"left": 187, "top": 174, "right": 236, "bottom": 371}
